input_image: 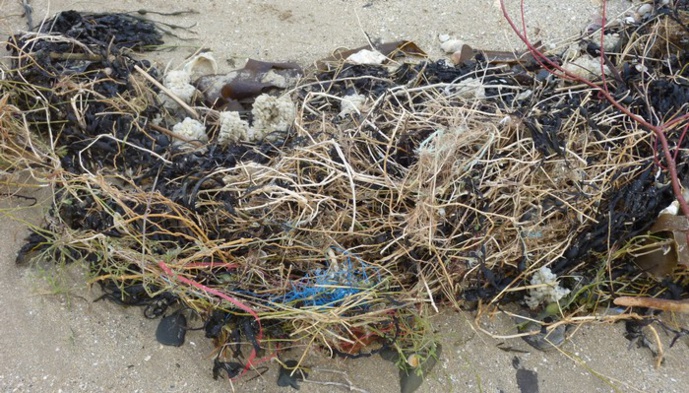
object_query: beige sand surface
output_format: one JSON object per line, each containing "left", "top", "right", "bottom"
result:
{"left": 2, "top": 1, "right": 689, "bottom": 392}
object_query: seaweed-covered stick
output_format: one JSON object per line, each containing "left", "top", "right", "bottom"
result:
{"left": 614, "top": 296, "right": 689, "bottom": 313}
{"left": 500, "top": 0, "right": 689, "bottom": 244}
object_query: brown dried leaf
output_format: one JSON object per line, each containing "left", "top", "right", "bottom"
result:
{"left": 649, "top": 214, "right": 689, "bottom": 233}
{"left": 194, "top": 59, "right": 302, "bottom": 108}
{"left": 646, "top": 214, "right": 689, "bottom": 268}
{"left": 633, "top": 239, "right": 677, "bottom": 278}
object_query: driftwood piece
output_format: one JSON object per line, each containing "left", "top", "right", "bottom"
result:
{"left": 614, "top": 296, "right": 689, "bottom": 313}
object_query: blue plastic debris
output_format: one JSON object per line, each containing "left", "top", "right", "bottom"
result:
{"left": 276, "top": 247, "right": 380, "bottom": 308}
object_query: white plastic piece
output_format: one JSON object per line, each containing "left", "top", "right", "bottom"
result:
{"left": 346, "top": 49, "right": 387, "bottom": 65}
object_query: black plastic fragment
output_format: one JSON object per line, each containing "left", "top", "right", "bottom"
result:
{"left": 205, "top": 310, "right": 230, "bottom": 339}
{"left": 156, "top": 312, "right": 187, "bottom": 347}
{"left": 213, "top": 358, "right": 243, "bottom": 380}
{"left": 515, "top": 316, "right": 566, "bottom": 351}
{"left": 15, "top": 231, "right": 50, "bottom": 264}
{"left": 242, "top": 319, "right": 262, "bottom": 354}
{"left": 277, "top": 360, "right": 307, "bottom": 390}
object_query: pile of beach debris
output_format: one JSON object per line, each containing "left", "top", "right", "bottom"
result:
{"left": 2, "top": 2, "right": 689, "bottom": 390}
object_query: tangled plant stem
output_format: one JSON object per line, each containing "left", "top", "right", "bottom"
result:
{"left": 500, "top": 0, "right": 689, "bottom": 244}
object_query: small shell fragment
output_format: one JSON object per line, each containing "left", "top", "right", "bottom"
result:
{"left": 406, "top": 353, "right": 421, "bottom": 368}
{"left": 441, "top": 39, "right": 465, "bottom": 54}
{"left": 560, "top": 55, "right": 610, "bottom": 80}
{"left": 637, "top": 4, "right": 653, "bottom": 17}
